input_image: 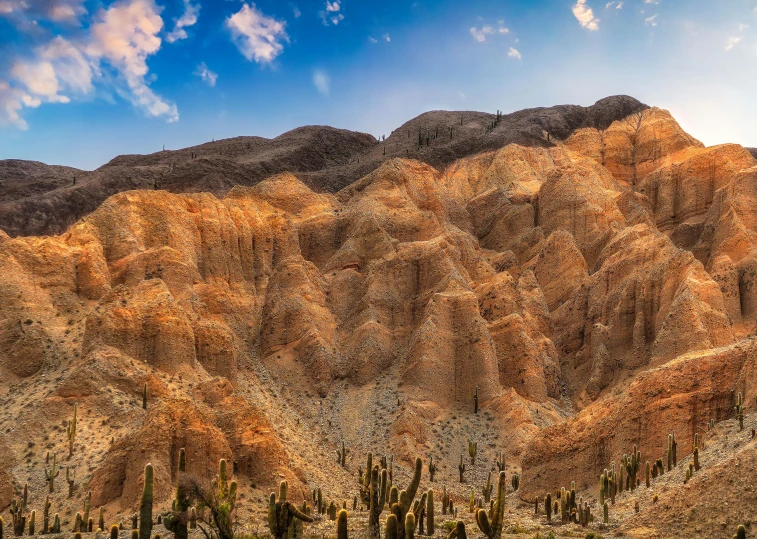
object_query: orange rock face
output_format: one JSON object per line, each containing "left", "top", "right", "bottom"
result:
{"left": 1, "top": 102, "right": 756, "bottom": 532}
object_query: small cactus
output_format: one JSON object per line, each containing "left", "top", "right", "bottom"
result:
{"left": 468, "top": 440, "right": 477, "bottom": 465}
{"left": 428, "top": 457, "right": 436, "bottom": 482}
{"left": 458, "top": 456, "right": 466, "bottom": 483}
{"left": 495, "top": 452, "right": 505, "bottom": 473}
{"left": 510, "top": 474, "right": 519, "bottom": 492}
{"left": 111, "top": 524, "right": 120, "bottom": 539}
{"left": 337, "top": 510, "right": 348, "bottom": 539}
{"left": 474, "top": 387, "right": 479, "bottom": 414}
{"left": 44, "top": 452, "right": 60, "bottom": 493}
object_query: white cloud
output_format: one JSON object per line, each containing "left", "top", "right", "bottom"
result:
{"left": 605, "top": 1, "right": 623, "bottom": 9}
{"left": 645, "top": 13, "right": 658, "bottom": 26}
{"left": 383, "top": 33, "right": 390, "bottom": 42}
{"left": 738, "top": 23, "right": 749, "bottom": 31}
{"left": 644, "top": 0, "right": 658, "bottom": 4}
{"left": 572, "top": 0, "right": 599, "bottom": 31}
{"left": 88, "top": 0, "right": 178, "bottom": 122}
{"left": 0, "top": 0, "right": 86, "bottom": 22}
{"left": 470, "top": 25, "right": 494, "bottom": 42}
{"left": 320, "top": 0, "right": 343, "bottom": 25}
{"left": 194, "top": 62, "right": 217, "bottom": 86}
{"left": 313, "top": 70, "right": 329, "bottom": 96}
{"left": 368, "top": 36, "right": 378, "bottom": 43}
{"left": 499, "top": 26, "right": 509, "bottom": 33}
{"left": 292, "top": 6, "right": 301, "bottom": 18}
{"left": 725, "top": 36, "right": 743, "bottom": 51}
{"left": 0, "top": 80, "right": 33, "bottom": 129}
{"left": 165, "top": 0, "right": 199, "bottom": 43}
{"left": 227, "top": 3, "right": 288, "bottom": 63}
{"left": 508, "top": 47, "right": 521, "bottom": 60}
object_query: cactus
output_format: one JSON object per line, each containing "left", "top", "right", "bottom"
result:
{"left": 44, "top": 452, "right": 60, "bottom": 493}
{"left": 163, "top": 448, "right": 189, "bottom": 539}
{"left": 66, "top": 466, "right": 76, "bottom": 498}
{"left": 385, "top": 515, "right": 398, "bottom": 539}
{"left": 132, "top": 514, "right": 138, "bottom": 530}
{"left": 694, "top": 447, "right": 701, "bottom": 471}
{"left": 337, "top": 441, "right": 348, "bottom": 467}
{"left": 442, "top": 487, "right": 449, "bottom": 515}
{"left": 74, "top": 513, "right": 83, "bottom": 533}
{"left": 336, "top": 510, "right": 348, "bottom": 539}
{"left": 52, "top": 514, "right": 60, "bottom": 534}
{"left": 474, "top": 387, "right": 479, "bottom": 414}
{"left": 11, "top": 483, "right": 28, "bottom": 536}
{"left": 482, "top": 472, "right": 493, "bottom": 503}
{"left": 495, "top": 452, "right": 505, "bottom": 473}
{"left": 458, "top": 456, "right": 466, "bottom": 482}
{"left": 131, "top": 531, "right": 138, "bottom": 539}
{"left": 367, "top": 466, "right": 388, "bottom": 537}
{"left": 468, "top": 440, "right": 477, "bottom": 465}
{"left": 76, "top": 533, "right": 83, "bottom": 539}
{"left": 736, "top": 392, "right": 745, "bottom": 431}
{"left": 111, "top": 524, "right": 119, "bottom": 539}
{"left": 735, "top": 524, "right": 747, "bottom": 539}
{"left": 268, "top": 482, "right": 314, "bottom": 539}
{"left": 510, "top": 474, "right": 519, "bottom": 492}
{"left": 81, "top": 490, "right": 91, "bottom": 532}
{"left": 327, "top": 502, "right": 337, "bottom": 521}
{"left": 142, "top": 383, "right": 148, "bottom": 409}
{"left": 139, "top": 464, "right": 153, "bottom": 539}
{"left": 475, "top": 471, "right": 506, "bottom": 539}
{"left": 68, "top": 403, "right": 78, "bottom": 458}
{"left": 468, "top": 490, "right": 475, "bottom": 513}
{"left": 545, "top": 493, "right": 552, "bottom": 522}
{"left": 426, "top": 490, "right": 434, "bottom": 535}
{"left": 405, "top": 513, "right": 416, "bottom": 539}
{"left": 390, "top": 457, "right": 422, "bottom": 539}
{"left": 28, "top": 510, "right": 35, "bottom": 536}
{"left": 428, "top": 457, "right": 436, "bottom": 482}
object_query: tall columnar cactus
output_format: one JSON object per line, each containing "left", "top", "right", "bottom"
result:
{"left": 337, "top": 441, "right": 348, "bottom": 467}
{"left": 28, "top": 511, "right": 35, "bottom": 536}
{"left": 426, "top": 490, "right": 434, "bottom": 535}
{"left": 482, "top": 472, "right": 493, "bottom": 503}
{"left": 442, "top": 487, "right": 449, "bottom": 515}
{"left": 428, "top": 458, "right": 436, "bottom": 482}
{"left": 468, "top": 490, "right": 475, "bottom": 514}
{"left": 164, "top": 448, "right": 189, "bottom": 539}
{"left": 645, "top": 461, "right": 650, "bottom": 487}
{"left": 468, "top": 441, "right": 477, "bottom": 465}
{"left": 139, "top": 464, "right": 153, "bottom": 539}
{"left": 735, "top": 524, "right": 747, "bottom": 539}
{"left": 599, "top": 473, "right": 605, "bottom": 505}
{"left": 337, "top": 510, "right": 348, "bottom": 539}
{"left": 268, "top": 482, "right": 314, "bottom": 539}
{"left": 111, "top": 524, "right": 119, "bottom": 539}
{"left": 68, "top": 403, "right": 78, "bottom": 458}
{"left": 142, "top": 383, "right": 148, "bottom": 410}
{"left": 474, "top": 387, "right": 479, "bottom": 414}
{"left": 11, "top": 483, "right": 28, "bottom": 536}
{"left": 495, "top": 452, "right": 505, "bottom": 473}
{"left": 510, "top": 474, "right": 519, "bottom": 492}
{"left": 667, "top": 434, "right": 674, "bottom": 472}
{"left": 66, "top": 466, "right": 75, "bottom": 498}
{"left": 458, "top": 456, "right": 466, "bottom": 483}
{"left": 603, "top": 502, "right": 609, "bottom": 524}
{"left": 367, "top": 466, "right": 388, "bottom": 537}
{"left": 475, "top": 471, "right": 506, "bottom": 539}
{"left": 51, "top": 514, "right": 60, "bottom": 534}
{"left": 82, "top": 491, "right": 91, "bottom": 532}
{"left": 45, "top": 452, "right": 60, "bottom": 493}
{"left": 545, "top": 493, "right": 552, "bottom": 522}
{"left": 694, "top": 447, "right": 701, "bottom": 471}
{"left": 42, "top": 495, "right": 52, "bottom": 534}
{"left": 390, "top": 457, "right": 422, "bottom": 539}
{"left": 99, "top": 507, "right": 105, "bottom": 532}
{"left": 328, "top": 502, "right": 337, "bottom": 521}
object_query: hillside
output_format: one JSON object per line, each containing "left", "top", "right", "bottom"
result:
{"left": 0, "top": 96, "right": 756, "bottom": 539}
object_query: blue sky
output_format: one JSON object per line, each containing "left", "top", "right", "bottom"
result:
{"left": 0, "top": 0, "right": 755, "bottom": 170}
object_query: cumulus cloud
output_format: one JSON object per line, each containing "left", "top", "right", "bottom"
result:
{"left": 87, "top": 0, "right": 178, "bottom": 122}
{"left": 194, "top": 62, "right": 217, "bottom": 86}
{"left": 313, "top": 70, "right": 329, "bottom": 95}
{"left": 508, "top": 47, "right": 521, "bottom": 60}
{"left": 227, "top": 3, "right": 288, "bottom": 63}
{"left": 320, "top": 0, "right": 343, "bottom": 25}
{"left": 165, "top": 0, "right": 200, "bottom": 43}
{"left": 645, "top": 13, "right": 658, "bottom": 26}
{"left": 572, "top": 0, "right": 599, "bottom": 31}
